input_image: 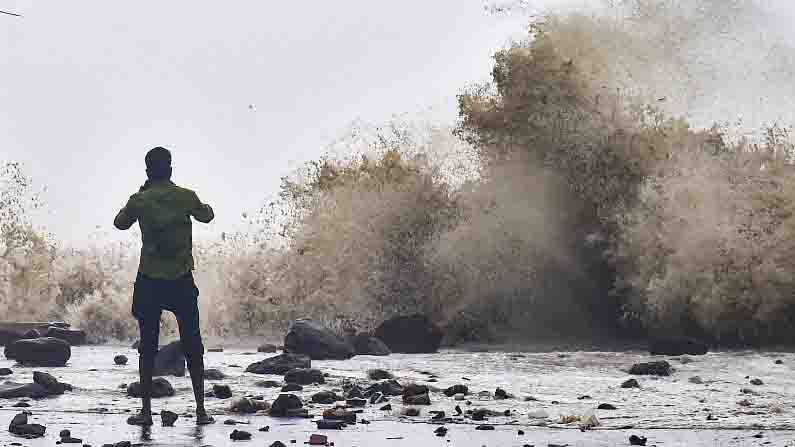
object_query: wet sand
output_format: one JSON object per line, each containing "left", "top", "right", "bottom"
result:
{"left": 1, "top": 345, "right": 794, "bottom": 446}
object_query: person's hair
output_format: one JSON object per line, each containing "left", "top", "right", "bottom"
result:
{"left": 145, "top": 147, "right": 172, "bottom": 180}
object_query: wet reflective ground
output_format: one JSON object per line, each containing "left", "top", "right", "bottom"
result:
{"left": 1, "top": 345, "right": 795, "bottom": 446}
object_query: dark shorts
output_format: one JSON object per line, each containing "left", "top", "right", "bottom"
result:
{"left": 132, "top": 271, "right": 204, "bottom": 362}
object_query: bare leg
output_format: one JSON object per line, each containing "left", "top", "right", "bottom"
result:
{"left": 129, "top": 319, "right": 156, "bottom": 426}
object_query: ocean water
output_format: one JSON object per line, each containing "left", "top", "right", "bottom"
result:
{"left": 0, "top": 345, "right": 794, "bottom": 446}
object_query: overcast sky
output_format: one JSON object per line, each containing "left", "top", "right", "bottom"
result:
{"left": 3, "top": 0, "right": 795, "bottom": 246}
{"left": 0, "top": 0, "right": 533, "bottom": 244}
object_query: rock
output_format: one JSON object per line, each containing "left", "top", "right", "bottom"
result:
{"left": 230, "top": 397, "right": 270, "bottom": 414}
{"left": 494, "top": 387, "right": 511, "bottom": 399}
{"left": 269, "top": 394, "right": 304, "bottom": 417}
{"left": 44, "top": 327, "right": 87, "bottom": 346}
{"left": 308, "top": 434, "right": 328, "bottom": 446}
{"left": 207, "top": 347, "right": 224, "bottom": 353}
{"left": 8, "top": 411, "right": 46, "bottom": 438}
{"left": 281, "top": 383, "right": 302, "bottom": 392}
{"left": 444, "top": 384, "right": 468, "bottom": 397}
{"left": 257, "top": 343, "right": 281, "bottom": 353}
{"left": 365, "top": 380, "right": 403, "bottom": 397}
{"left": 213, "top": 384, "right": 233, "bottom": 399}
{"left": 284, "top": 368, "right": 325, "bottom": 385}
{"left": 204, "top": 369, "right": 226, "bottom": 380}
{"left": 284, "top": 320, "right": 355, "bottom": 360}
{"left": 649, "top": 337, "right": 707, "bottom": 356}
{"left": 403, "top": 393, "right": 430, "bottom": 405}
{"left": 0, "top": 368, "right": 12, "bottom": 375}
{"left": 476, "top": 424, "right": 495, "bottom": 430}
{"left": 316, "top": 419, "right": 346, "bottom": 430}
{"left": 369, "top": 391, "right": 386, "bottom": 404}
{"left": 775, "top": 359, "right": 783, "bottom": 365}
{"left": 435, "top": 426, "right": 448, "bottom": 436}
{"left": 597, "top": 403, "right": 617, "bottom": 410}
{"left": 346, "top": 397, "right": 367, "bottom": 407}
{"left": 402, "top": 407, "right": 420, "bottom": 417}
{"left": 345, "top": 384, "right": 364, "bottom": 399}
{"left": 629, "top": 434, "right": 648, "bottom": 446}
{"left": 0, "top": 382, "right": 50, "bottom": 399}
{"left": 323, "top": 408, "right": 356, "bottom": 423}
{"left": 255, "top": 380, "right": 282, "bottom": 388}
{"left": 750, "top": 378, "right": 764, "bottom": 386}
{"left": 374, "top": 314, "right": 443, "bottom": 353}
{"left": 114, "top": 355, "right": 128, "bottom": 365}
{"left": 12, "top": 401, "right": 29, "bottom": 407}
{"left": 629, "top": 361, "right": 672, "bottom": 376}
{"left": 621, "top": 379, "right": 640, "bottom": 388}
{"left": 367, "top": 369, "right": 393, "bottom": 380}
{"left": 8, "top": 337, "right": 70, "bottom": 366}
{"left": 402, "top": 384, "right": 429, "bottom": 399}
{"left": 380, "top": 403, "right": 392, "bottom": 411}
{"left": 246, "top": 353, "right": 311, "bottom": 375}
{"left": 126, "top": 378, "right": 175, "bottom": 398}
{"left": 33, "top": 371, "right": 72, "bottom": 394}
{"left": 160, "top": 410, "right": 178, "bottom": 427}
{"left": 689, "top": 376, "right": 703, "bottom": 384}
{"left": 153, "top": 341, "right": 186, "bottom": 377}
{"left": 230, "top": 429, "right": 252, "bottom": 441}
{"left": 352, "top": 334, "right": 391, "bottom": 356}
{"left": 131, "top": 340, "right": 140, "bottom": 350}
{"left": 269, "top": 442, "right": 287, "bottom": 447}
{"left": 311, "top": 391, "right": 341, "bottom": 404}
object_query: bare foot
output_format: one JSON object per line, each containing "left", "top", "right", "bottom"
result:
{"left": 127, "top": 411, "right": 153, "bottom": 426}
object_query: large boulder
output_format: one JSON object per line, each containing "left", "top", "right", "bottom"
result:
{"left": 284, "top": 368, "right": 325, "bottom": 385}
{"left": 352, "top": 334, "right": 391, "bottom": 356}
{"left": 269, "top": 393, "right": 305, "bottom": 417}
{"left": 283, "top": 320, "right": 355, "bottom": 360}
{"left": 246, "top": 353, "right": 311, "bottom": 375}
{"left": 649, "top": 337, "right": 708, "bottom": 356}
{"left": 9, "top": 338, "right": 70, "bottom": 367}
{"left": 44, "top": 327, "right": 87, "bottom": 346}
{"left": 374, "top": 315, "right": 443, "bottom": 353}
{"left": 153, "top": 341, "right": 186, "bottom": 377}
{"left": 127, "top": 378, "right": 175, "bottom": 398}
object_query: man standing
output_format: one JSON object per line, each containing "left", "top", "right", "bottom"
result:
{"left": 114, "top": 147, "right": 215, "bottom": 426}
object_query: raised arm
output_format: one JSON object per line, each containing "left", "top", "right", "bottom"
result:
{"left": 190, "top": 191, "right": 214, "bottom": 224}
{"left": 114, "top": 196, "right": 138, "bottom": 230}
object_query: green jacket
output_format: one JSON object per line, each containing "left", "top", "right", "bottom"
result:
{"left": 114, "top": 180, "right": 214, "bottom": 280}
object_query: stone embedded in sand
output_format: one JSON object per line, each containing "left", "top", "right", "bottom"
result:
{"left": 284, "top": 319, "right": 355, "bottom": 360}
{"left": 316, "top": 419, "right": 345, "bottom": 430}
{"left": 0, "top": 382, "right": 50, "bottom": 399}
{"left": 380, "top": 403, "right": 392, "bottom": 411}
{"left": 346, "top": 397, "right": 367, "bottom": 407}
{"left": 9, "top": 337, "right": 71, "bottom": 366}
{"left": 629, "top": 361, "right": 672, "bottom": 376}
{"left": 33, "top": 371, "right": 72, "bottom": 394}
{"left": 213, "top": 384, "right": 233, "bottom": 399}
{"left": 375, "top": 315, "right": 443, "bottom": 354}
{"left": 246, "top": 353, "right": 311, "bottom": 375}
{"left": 597, "top": 403, "right": 617, "bottom": 410}
{"left": 629, "top": 434, "right": 648, "bottom": 446}
{"left": 435, "top": 426, "right": 448, "bottom": 436}
{"left": 353, "top": 334, "right": 391, "bottom": 356}
{"left": 621, "top": 378, "right": 641, "bottom": 388}
{"left": 153, "top": 341, "right": 186, "bottom": 377}
{"left": 365, "top": 380, "right": 403, "bottom": 397}
{"left": 444, "top": 384, "right": 468, "bottom": 397}
{"left": 402, "top": 407, "right": 420, "bottom": 417}
{"left": 345, "top": 384, "right": 364, "bottom": 399}
{"left": 207, "top": 347, "right": 224, "bottom": 353}
{"left": 8, "top": 411, "right": 46, "bottom": 438}
{"left": 126, "top": 377, "right": 175, "bottom": 398}
{"left": 323, "top": 408, "right": 356, "bottom": 423}
{"left": 750, "top": 378, "right": 764, "bottom": 386}
{"left": 402, "top": 384, "right": 429, "bottom": 398}
{"left": 255, "top": 380, "right": 282, "bottom": 388}
{"left": 282, "top": 383, "right": 303, "bottom": 392}
{"left": 204, "top": 368, "right": 226, "bottom": 380}
{"left": 284, "top": 368, "right": 325, "bottom": 385}
{"left": 476, "top": 424, "right": 495, "bottom": 430}
{"left": 269, "top": 442, "right": 287, "bottom": 447}
{"left": 0, "top": 368, "right": 12, "bottom": 376}
{"left": 161, "top": 410, "right": 178, "bottom": 427}
{"left": 114, "top": 355, "right": 128, "bottom": 365}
